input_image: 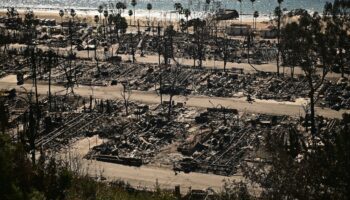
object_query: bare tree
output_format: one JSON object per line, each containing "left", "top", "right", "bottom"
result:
{"left": 120, "top": 80, "right": 131, "bottom": 116}
{"left": 166, "top": 65, "right": 182, "bottom": 121}
{"left": 59, "top": 59, "right": 76, "bottom": 95}
{"left": 19, "top": 88, "right": 38, "bottom": 165}
{"left": 43, "top": 49, "right": 57, "bottom": 111}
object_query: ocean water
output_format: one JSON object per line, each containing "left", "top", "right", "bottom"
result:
{"left": 2, "top": 0, "right": 330, "bottom": 19}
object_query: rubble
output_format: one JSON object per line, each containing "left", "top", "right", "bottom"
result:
{"left": 320, "top": 78, "right": 350, "bottom": 110}
{"left": 84, "top": 104, "right": 189, "bottom": 165}
{"left": 0, "top": 8, "right": 349, "bottom": 183}
{"left": 176, "top": 109, "right": 290, "bottom": 176}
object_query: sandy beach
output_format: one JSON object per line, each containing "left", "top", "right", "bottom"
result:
{"left": 0, "top": 8, "right": 274, "bottom": 30}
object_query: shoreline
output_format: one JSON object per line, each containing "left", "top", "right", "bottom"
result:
{"left": 0, "top": 8, "right": 273, "bottom": 29}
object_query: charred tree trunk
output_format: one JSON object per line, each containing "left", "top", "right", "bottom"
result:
{"left": 167, "top": 94, "right": 174, "bottom": 122}
{"left": 48, "top": 53, "right": 52, "bottom": 111}
{"left": 159, "top": 73, "right": 163, "bottom": 105}
{"left": 276, "top": 9, "right": 281, "bottom": 76}
{"left": 291, "top": 66, "right": 295, "bottom": 78}
{"left": 308, "top": 78, "right": 316, "bottom": 135}
{"left": 131, "top": 35, "right": 135, "bottom": 63}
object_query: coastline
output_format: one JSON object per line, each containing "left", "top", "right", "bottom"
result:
{"left": 0, "top": 7, "right": 273, "bottom": 29}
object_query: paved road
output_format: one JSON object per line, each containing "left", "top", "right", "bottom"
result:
{"left": 1, "top": 76, "right": 347, "bottom": 119}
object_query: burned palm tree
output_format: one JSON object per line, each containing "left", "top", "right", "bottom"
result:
{"left": 275, "top": 0, "right": 284, "bottom": 76}
{"left": 157, "top": 25, "right": 176, "bottom": 105}
{"left": 162, "top": 25, "right": 176, "bottom": 65}
{"left": 128, "top": 10, "right": 133, "bottom": 25}
{"left": 222, "top": 30, "right": 230, "bottom": 71}
{"left": 107, "top": 14, "right": 114, "bottom": 41}
{"left": 116, "top": 2, "right": 125, "bottom": 14}
{"left": 98, "top": 5, "right": 104, "bottom": 24}
{"left": 237, "top": 0, "right": 243, "bottom": 32}
{"left": 23, "top": 9, "right": 40, "bottom": 115}
{"left": 250, "top": 0, "right": 256, "bottom": 30}
{"left": 174, "top": 3, "right": 183, "bottom": 25}
{"left": 131, "top": 0, "right": 137, "bottom": 25}
{"left": 103, "top": 10, "right": 109, "bottom": 39}
{"left": 68, "top": 19, "right": 74, "bottom": 54}
{"left": 6, "top": 7, "right": 18, "bottom": 19}
{"left": 191, "top": 18, "right": 206, "bottom": 68}
{"left": 94, "top": 15, "right": 99, "bottom": 25}
{"left": 59, "top": 9, "right": 64, "bottom": 25}
{"left": 70, "top": 9, "right": 76, "bottom": 22}
{"left": 59, "top": 9, "right": 64, "bottom": 34}
{"left": 113, "top": 14, "right": 128, "bottom": 41}
{"left": 45, "top": 49, "right": 57, "bottom": 111}
{"left": 147, "top": 3, "right": 153, "bottom": 28}
{"left": 206, "top": 0, "right": 211, "bottom": 6}
{"left": 253, "top": 11, "right": 259, "bottom": 30}
{"left": 164, "top": 64, "right": 183, "bottom": 122}
{"left": 68, "top": 9, "right": 76, "bottom": 54}
{"left": 24, "top": 9, "right": 36, "bottom": 45}
{"left": 122, "top": 3, "right": 127, "bottom": 14}
{"left": 183, "top": 8, "right": 191, "bottom": 34}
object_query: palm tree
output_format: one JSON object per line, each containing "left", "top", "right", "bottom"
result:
{"left": 59, "top": 9, "right": 64, "bottom": 24}
{"left": 147, "top": 3, "right": 152, "bottom": 27}
{"left": 131, "top": 0, "right": 137, "bottom": 25}
{"left": 278, "top": 0, "right": 284, "bottom": 6}
{"left": 250, "top": 0, "right": 256, "bottom": 29}
{"left": 253, "top": 11, "right": 259, "bottom": 30}
{"left": 103, "top": 10, "right": 108, "bottom": 22}
{"left": 237, "top": 0, "right": 243, "bottom": 32}
{"left": 250, "top": 0, "right": 256, "bottom": 7}
{"left": 275, "top": 0, "right": 284, "bottom": 76}
{"left": 94, "top": 15, "right": 99, "bottom": 25}
{"left": 6, "top": 7, "right": 17, "bottom": 19}
{"left": 128, "top": 10, "right": 133, "bottom": 25}
{"left": 122, "top": 3, "right": 127, "bottom": 14}
{"left": 174, "top": 3, "right": 183, "bottom": 24}
{"left": 237, "top": 0, "right": 242, "bottom": 34}
{"left": 183, "top": 8, "right": 191, "bottom": 34}
{"left": 59, "top": 9, "right": 64, "bottom": 32}
{"left": 70, "top": 9, "right": 76, "bottom": 21}
{"left": 46, "top": 50, "right": 55, "bottom": 111}
{"left": 94, "top": 15, "right": 99, "bottom": 58}
{"left": 113, "top": 14, "right": 128, "bottom": 40}
{"left": 107, "top": 14, "right": 114, "bottom": 41}
{"left": 103, "top": 10, "right": 108, "bottom": 39}
{"left": 116, "top": 2, "right": 124, "bottom": 14}
{"left": 98, "top": 5, "right": 103, "bottom": 24}
{"left": 69, "top": 9, "right": 76, "bottom": 52}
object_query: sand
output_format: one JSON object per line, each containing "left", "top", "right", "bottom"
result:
{"left": 0, "top": 8, "right": 273, "bottom": 30}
